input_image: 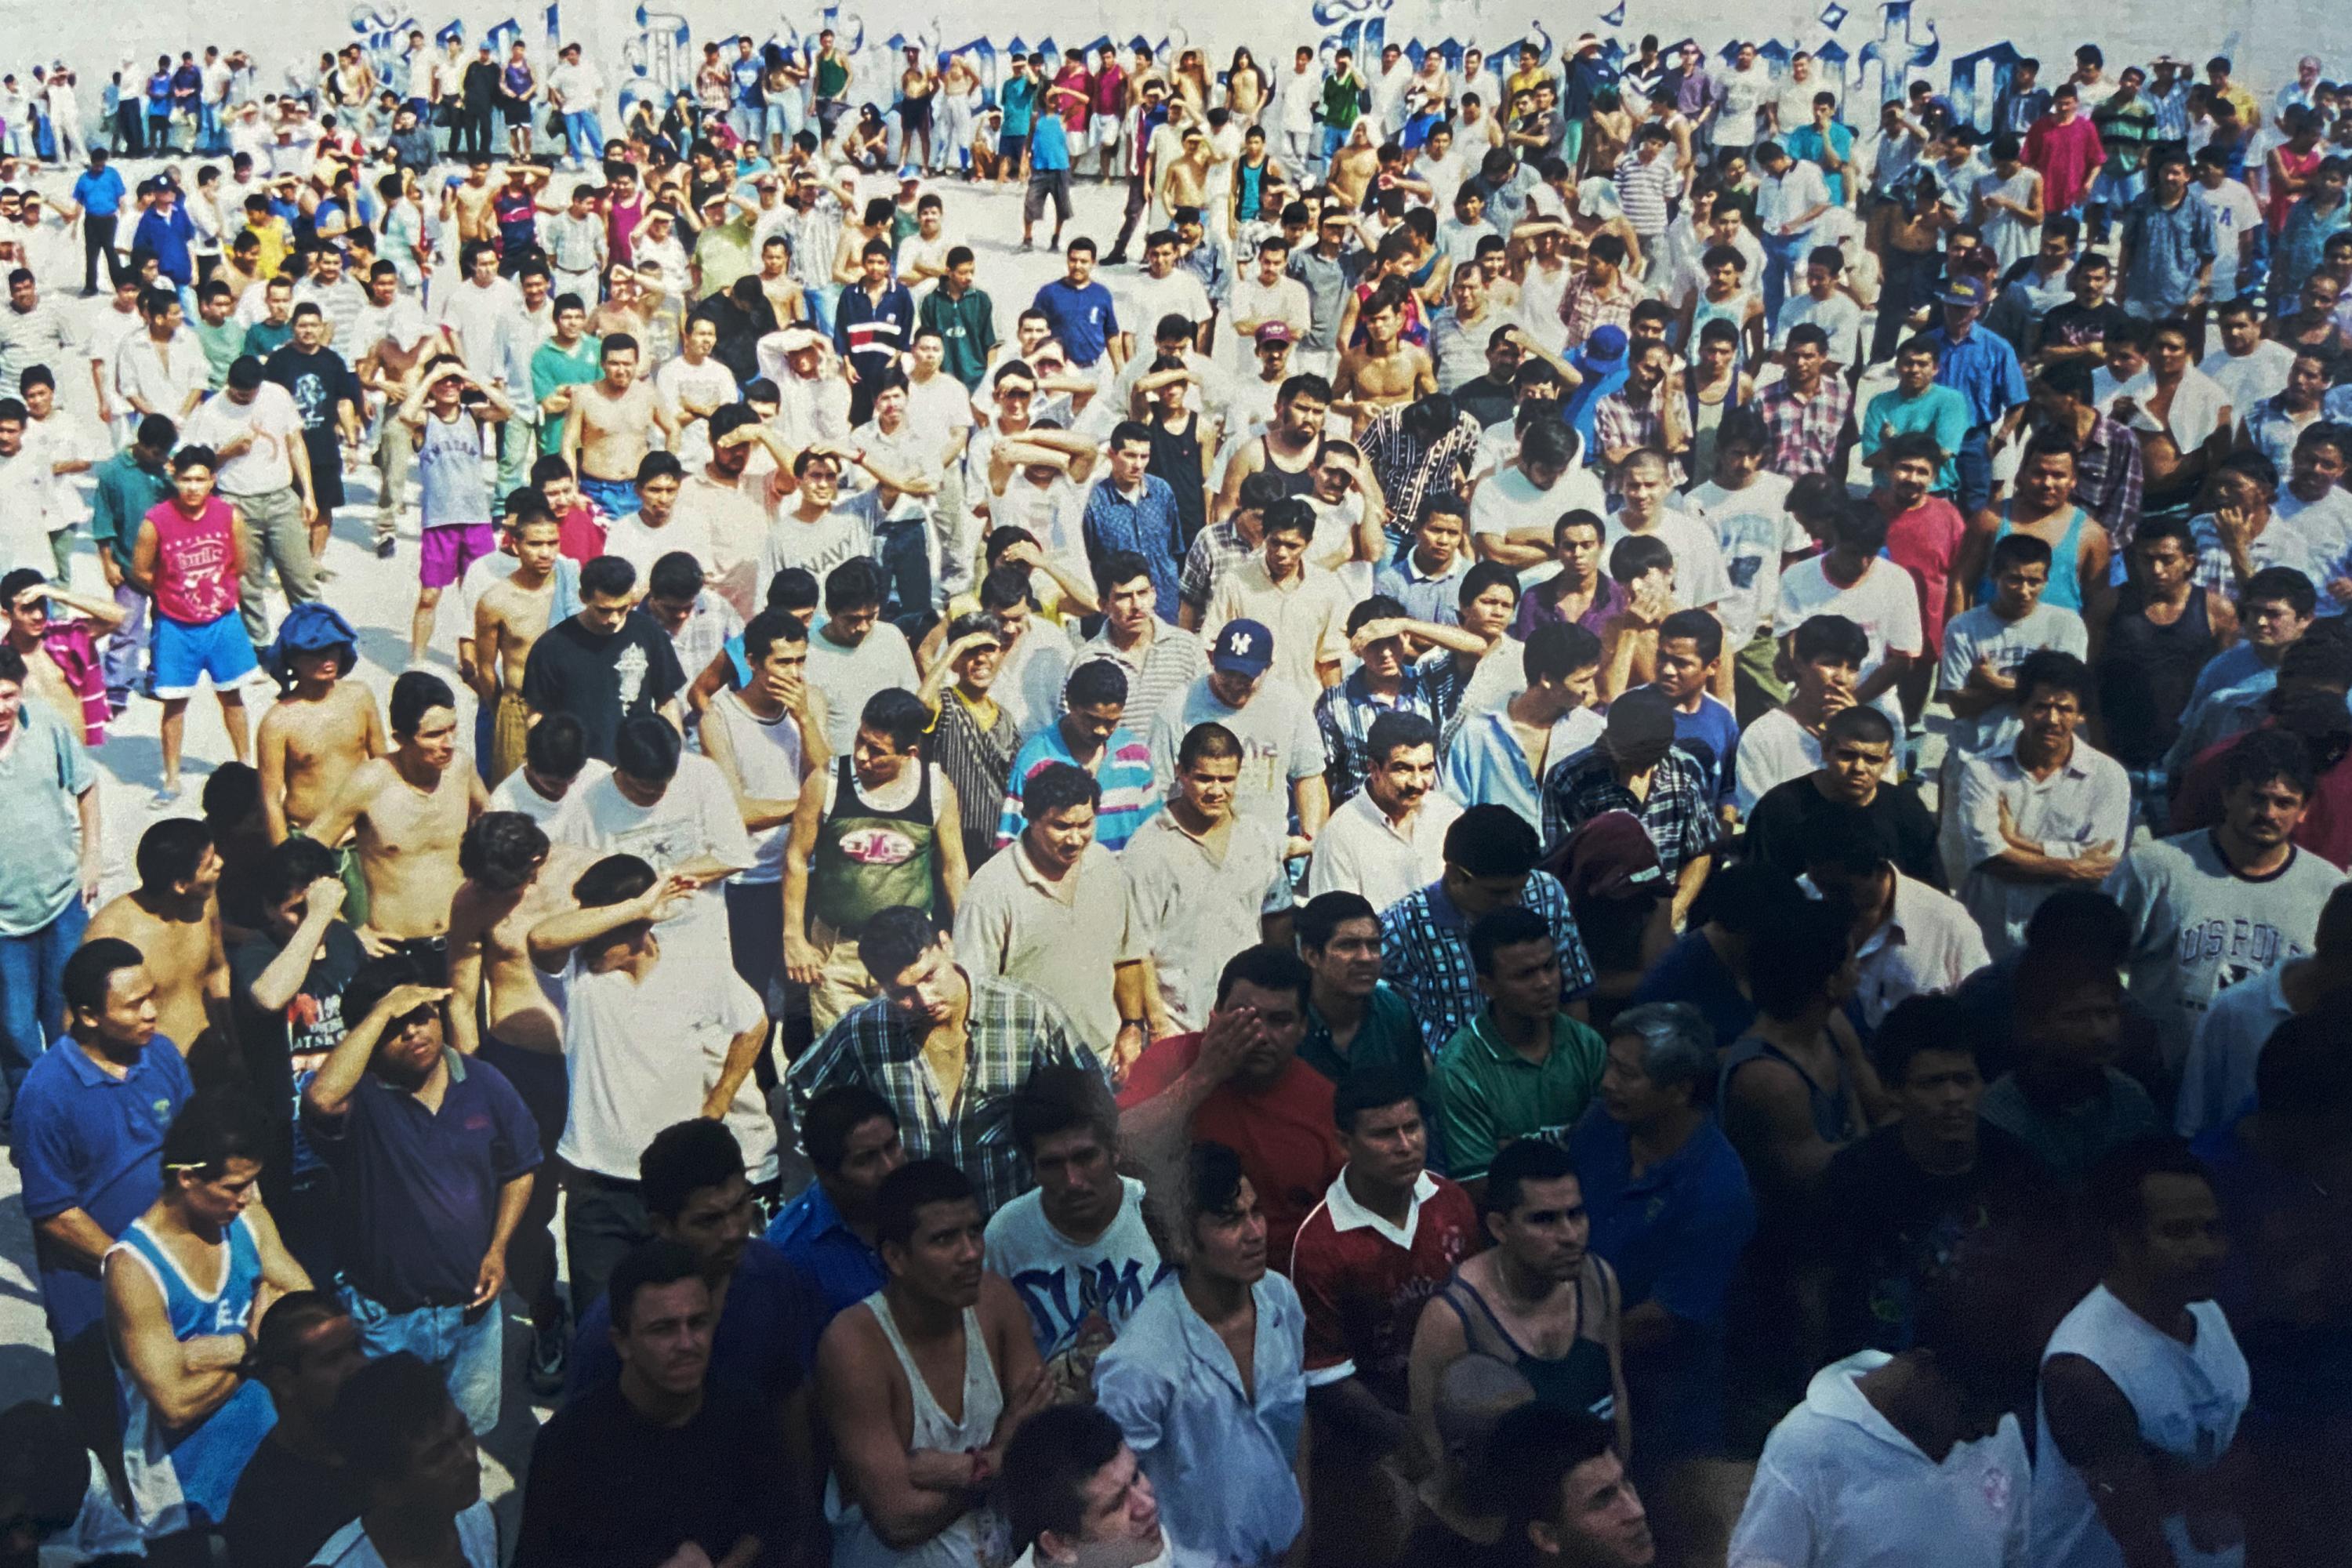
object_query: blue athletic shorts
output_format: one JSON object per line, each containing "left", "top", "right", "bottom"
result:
{"left": 151, "top": 613, "right": 257, "bottom": 699}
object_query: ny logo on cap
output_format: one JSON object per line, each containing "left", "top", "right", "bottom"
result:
{"left": 1225, "top": 629, "right": 1253, "bottom": 655}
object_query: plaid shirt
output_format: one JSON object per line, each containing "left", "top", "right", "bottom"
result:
{"left": 1178, "top": 521, "right": 1258, "bottom": 614}
{"left": 1379, "top": 872, "right": 1597, "bottom": 1059}
{"left": 1540, "top": 745, "right": 1722, "bottom": 873}
{"left": 784, "top": 975, "right": 1108, "bottom": 1216}
{"left": 1360, "top": 405, "right": 1484, "bottom": 545}
{"left": 1557, "top": 273, "right": 1641, "bottom": 351}
{"left": 1314, "top": 666, "right": 1443, "bottom": 805}
{"left": 1594, "top": 387, "right": 1668, "bottom": 461}
{"left": 1756, "top": 377, "right": 1854, "bottom": 477}
{"left": 2067, "top": 411, "right": 2146, "bottom": 553}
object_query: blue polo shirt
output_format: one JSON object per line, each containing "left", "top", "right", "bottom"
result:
{"left": 1570, "top": 1104, "right": 1755, "bottom": 1460}
{"left": 568, "top": 1238, "right": 825, "bottom": 1406}
{"left": 1031, "top": 114, "right": 1071, "bottom": 172}
{"left": 1030, "top": 278, "right": 1120, "bottom": 367}
{"left": 71, "top": 165, "right": 126, "bottom": 220}
{"left": 1926, "top": 323, "right": 2027, "bottom": 431}
{"left": 764, "top": 1180, "right": 885, "bottom": 1323}
{"left": 302, "top": 1050, "right": 539, "bottom": 1312}
{"left": 11, "top": 1036, "right": 192, "bottom": 1340}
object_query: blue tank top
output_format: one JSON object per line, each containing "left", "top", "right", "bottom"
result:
{"left": 1978, "top": 505, "right": 2089, "bottom": 611}
{"left": 111, "top": 1215, "right": 278, "bottom": 1537}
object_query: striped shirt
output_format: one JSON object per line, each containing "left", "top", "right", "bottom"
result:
{"left": 784, "top": 975, "right": 1108, "bottom": 1217}
{"left": 1314, "top": 666, "right": 1443, "bottom": 806}
{"left": 1379, "top": 872, "right": 1596, "bottom": 1059}
{"left": 1613, "top": 154, "right": 1680, "bottom": 238}
{"left": 997, "top": 723, "right": 1163, "bottom": 851}
{"left": 1069, "top": 623, "right": 1207, "bottom": 740}
{"left": 934, "top": 686, "right": 1023, "bottom": 861}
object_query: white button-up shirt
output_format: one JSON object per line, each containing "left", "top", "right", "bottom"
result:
{"left": 1806, "top": 871, "right": 1992, "bottom": 1027}
{"left": 1305, "top": 786, "right": 1464, "bottom": 913}
{"left": 1947, "top": 738, "right": 2133, "bottom": 960}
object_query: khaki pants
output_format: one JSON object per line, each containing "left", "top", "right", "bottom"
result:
{"left": 375, "top": 417, "right": 414, "bottom": 544}
{"left": 808, "top": 917, "right": 879, "bottom": 1034}
{"left": 235, "top": 485, "right": 321, "bottom": 648}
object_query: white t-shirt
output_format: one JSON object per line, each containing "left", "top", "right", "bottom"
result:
{"left": 983, "top": 1176, "right": 1170, "bottom": 1367}
{"left": 1733, "top": 707, "right": 1823, "bottom": 818}
{"left": 2198, "top": 340, "right": 2294, "bottom": 419}
{"left": 1471, "top": 464, "right": 1610, "bottom": 587}
{"left": 1602, "top": 508, "right": 1735, "bottom": 612}
{"left": 604, "top": 509, "right": 719, "bottom": 584}
{"left": 655, "top": 354, "right": 740, "bottom": 467}
{"left": 550, "top": 753, "right": 757, "bottom": 975}
{"left": 487, "top": 759, "right": 615, "bottom": 826}
{"left": 558, "top": 950, "right": 765, "bottom": 1178}
{"left": 1773, "top": 556, "right": 1924, "bottom": 726}
{"left": 1125, "top": 270, "right": 1213, "bottom": 337}
{"left": 178, "top": 383, "right": 304, "bottom": 496}
{"left": 805, "top": 620, "right": 920, "bottom": 757}
{"left": 756, "top": 492, "right": 884, "bottom": 603}
{"left": 1776, "top": 291, "right": 1868, "bottom": 366}
{"left": 1685, "top": 474, "right": 1801, "bottom": 641}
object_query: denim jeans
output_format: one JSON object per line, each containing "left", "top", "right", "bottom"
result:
{"left": 0, "top": 894, "right": 90, "bottom": 1125}
{"left": 339, "top": 1281, "right": 505, "bottom": 1435}
{"left": 1761, "top": 232, "right": 1808, "bottom": 333}
{"left": 103, "top": 581, "right": 149, "bottom": 699}
{"left": 876, "top": 517, "right": 934, "bottom": 637}
{"left": 563, "top": 109, "right": 604, "bottom": 164}
{"left": 1955, "top": 426, "right": 1994, "bottom": 515}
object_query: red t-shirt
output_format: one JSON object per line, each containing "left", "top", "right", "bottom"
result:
{"left": 556, "top": 502, "right": 608, "bottom": 564}
{"left": 1879, "top": 494, "right": 1969, "bottom": 655}
{"left": 1116, "top": 1033, "right": 1348, "bottom": 1272}
{"left": 2024, "top": 114, "right": 2105, "bottom": 215}
{"left": 1290, "top": 1171, "right": 1480, "bottom": 1407}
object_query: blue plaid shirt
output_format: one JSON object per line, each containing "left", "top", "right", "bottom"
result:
{"left": 1380, "top": 872, "right": 1596, "bottom": 1059}
{"left": 1083, "top": 475, "right": 1187, "bottom": 626}
{"left": 1314, "top": 666, "right": 1443, "bottom": 805}
{"left": 1540, "top": 745, "right": 1723, "bottom": 875}
{"left": 784, "top": 975, "right": 1108, "bottom": 1216}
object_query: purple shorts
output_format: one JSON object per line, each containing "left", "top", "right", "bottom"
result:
{"left": 420, "top": 524, "right": 498, "bottom": 589}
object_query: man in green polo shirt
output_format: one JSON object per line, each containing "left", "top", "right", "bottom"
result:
{"left": 917, "top": 247, "right": 997, "bottom": 390}
{"left": 1294, "top": 889, "right": 1434, "bottom": 1136}
{"left": 88, "top": 412, "right": 176, "bottom": 707}
{"left": 1432, "top": 902, "right": 1607, "bottom": 1187}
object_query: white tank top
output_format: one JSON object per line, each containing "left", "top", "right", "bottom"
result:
{"left": 703, "top": 688, "right": 803, "bottom": 884}
{"left": 2031, "top": 1284, "right": 2251, "bottom": 1568}
{"left": 827, "top": 1291, "right": 1009, "bottom": 1568}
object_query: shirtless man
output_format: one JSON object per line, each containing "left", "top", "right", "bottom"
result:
{"left": 441, "top": 156, "right": 499, "bottom": 249}
{"left": 1214, "top": 373, "right": 1329, "bottom": 521}
{"left": 469, "top": 505, "right": 564, "bottom": 787}
{"left": 302, "top": 670, "right": 487, "bottom": 949}
{"left": 0, "top": 573, "right": 125, "bottom": 740}
{"left": 82, "top": 818, "right": 228, "bottom": 1052}
{"left": 1158, "top": 125, "right": 1213, "bottom": 225}
{"left": 1332, "top": 285, "right": 1435, "bottom": 433}
{"left": 253, "top": 607, "right": 386, "bottom": 924}
{"left": 1330, "top": 122, "right": 1382, "bottom": 212}
{"left": 560, "top": 333, "right": 675, "bottom": 521}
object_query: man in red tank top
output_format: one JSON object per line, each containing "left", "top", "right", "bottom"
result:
{"left": 128, "top": 445, "right": 256, "bottom": 804}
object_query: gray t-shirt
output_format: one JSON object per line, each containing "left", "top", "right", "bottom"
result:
{"left": 2107, "top": 829, "right": 2346, "bottom": 1071}
{"left": 0, "top": 702, "right": 90, "bottom": 936}
{"left": 1146, "top": 674, "right": 1320, "bottom": 829}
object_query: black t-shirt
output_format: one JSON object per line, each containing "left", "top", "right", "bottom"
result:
{"left": 516, "top": 1381, "right": 790, "bottom": 1568}
{"left": 263, "top": 344, "right": 363, "bottom": 438}
{"left": 1454, "top": 375, "right": 1518, "bottom": 433}
{"left": 2038, "top": 299, "right": 2128, "bottom": 355}
{"left": 1817, "top": 1120, "right": 2050, "bottom": 1356}
{"left": 1742, "top": 775, "right": 1946, "bottom": 890}
{"left": 230, "top": 920, "right": 368, "bottom": 1205}
{"left": 521, "top": 612, "right": 688, "bottom": 763}
{"left": 221, "top": 1432, "right": 368, "bottom": 1568}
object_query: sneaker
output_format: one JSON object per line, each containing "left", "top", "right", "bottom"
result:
{"left": 376, "top": 537, "right": 397, "bottom": 560}
{"left": 528, "top": 1307, "right": 569, "bottom": 1398}
{"left": 1102, "top": 249, "right": 1130, "bottom": 267}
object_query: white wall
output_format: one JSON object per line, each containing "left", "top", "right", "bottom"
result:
{"left": 17, "top": 0, "right": 2345, "bottom": 121}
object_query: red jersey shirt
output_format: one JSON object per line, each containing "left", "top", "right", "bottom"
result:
{"left": 1879, "top": 494, "right": 1969, "bottom": 655}
{"left": 1116, "top": 1033, "right": 1347, "bottom": 1272}
{"left": 1290, "top": 1169, "right": 1481, "bottom": 1408}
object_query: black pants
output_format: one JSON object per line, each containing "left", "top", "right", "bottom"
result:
{"left": 83, "top": 214, "right": 116, "bottom": 292}
{"left": 481, "top": 1036, "right": 568, "bottom": 1327}
{"left": 457, "top": 105, "right": 495, "bottom": 157}
{"left": 1112, "top": 172, "right": 1149, "bottom": 256}
{"left": 563, "top": 1167, "right": 650, "bottom": 1320}
{"left": 113, "top": 103, "right": 142, "bottom": 154}
{"left": 54, "top": 1325, "right": 124, "bottom": 1491}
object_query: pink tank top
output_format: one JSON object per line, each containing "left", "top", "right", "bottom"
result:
{"left": 146, "top": 495, "right": 239, "bottom": 626}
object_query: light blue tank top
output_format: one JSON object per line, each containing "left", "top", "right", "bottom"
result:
{"left": 1980, "top": 505, "right": 2089, "bottom": 612}
{"left": 111, "top": 1215, "right": 277, "bottom": 1537}
{"left": 416, "top": 408, "right": 492, "bottom": 529}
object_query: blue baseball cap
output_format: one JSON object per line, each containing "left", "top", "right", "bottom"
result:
{"left": 1209, "top": 619, "right": 1275, "bottom": 676}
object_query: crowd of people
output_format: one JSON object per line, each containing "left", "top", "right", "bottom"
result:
{"left": 0, "top": 18, "right": 2347, "bottom": 1568}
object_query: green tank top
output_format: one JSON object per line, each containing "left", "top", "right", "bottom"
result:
{"left": 808, "top": 755, "right": 938, "bottom": 932}
{"left": 815, "top": 55, "right": 851, "bottom": 100}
